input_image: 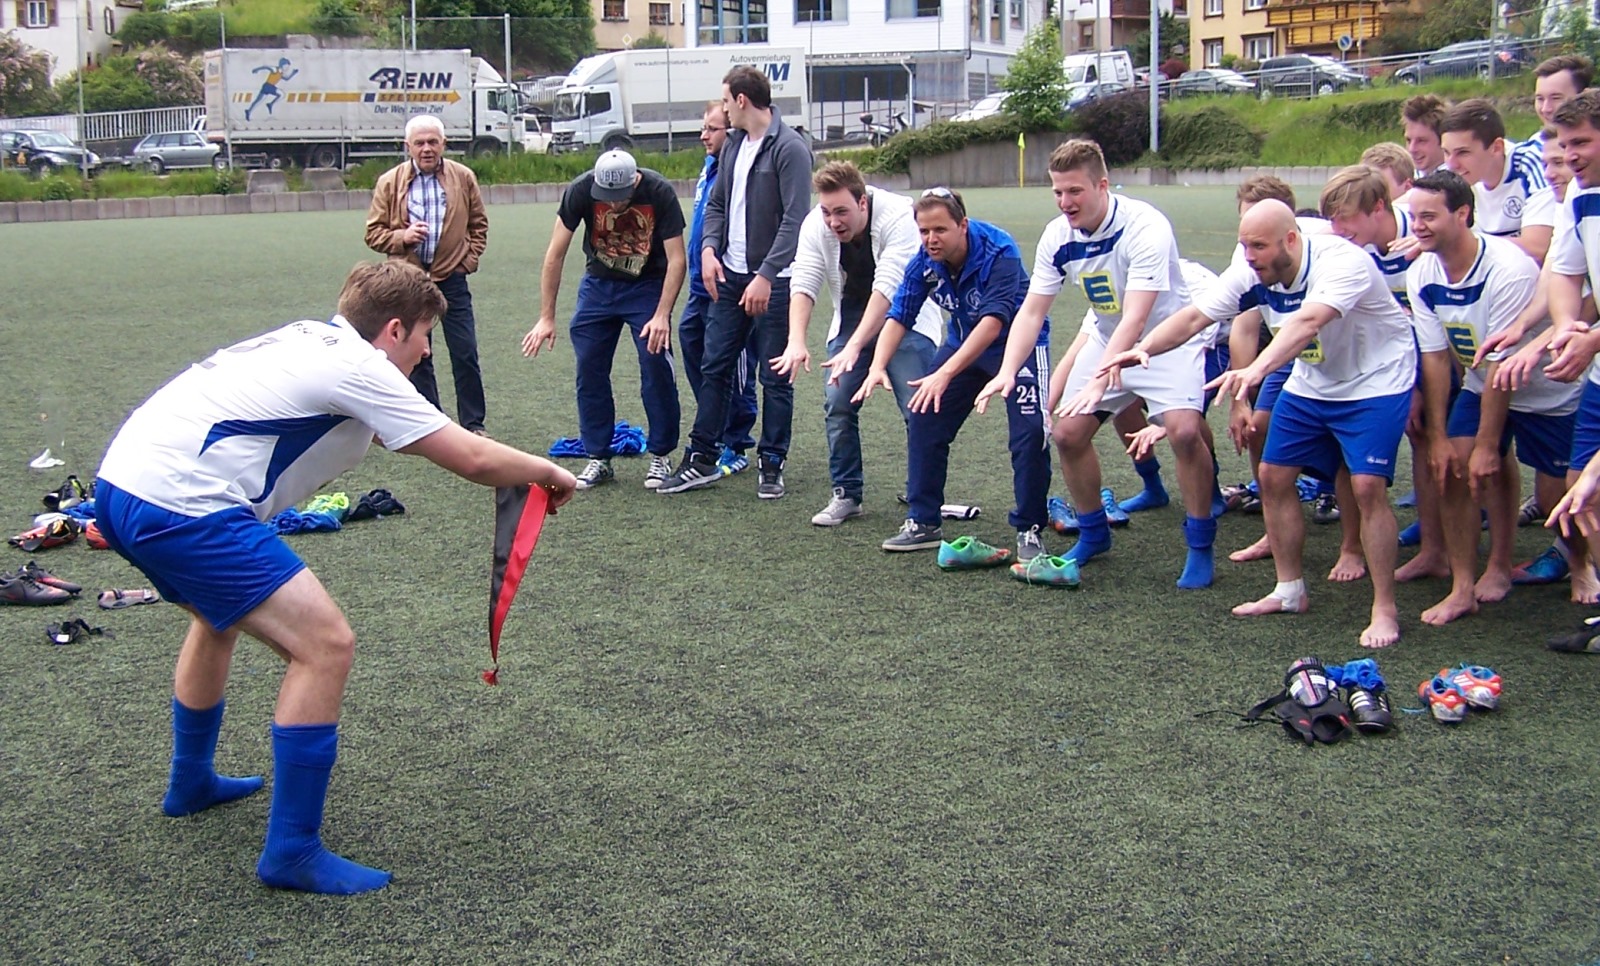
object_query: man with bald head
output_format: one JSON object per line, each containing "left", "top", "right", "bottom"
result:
{"left": 1194, "top": 200, "right": 1450, "bottom": 647}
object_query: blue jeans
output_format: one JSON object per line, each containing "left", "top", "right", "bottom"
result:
{"left": 409, "top": 271, "right": 486, "bottom": 432}
{"left": 569, "top": 274, "right": 681, "bottom": 458}
{"left": 689, "top": 272, "right": 792, "bottom": 463}
{"left": 679, "top": 291, "right": 758, "bottom": 453}
{"left": 906, "top": 345, "right": 1051, "bottom": 531}
{"left": 824, "top": 326, "right": 936, "bottom": 501}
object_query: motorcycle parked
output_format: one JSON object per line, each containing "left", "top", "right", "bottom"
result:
{"left": 860, "top": 111, "right": 909, "bottom": 148}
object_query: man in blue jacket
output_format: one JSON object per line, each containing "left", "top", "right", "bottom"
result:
{"left": 658, "top": 65, "right": 813, "bottom": 499}
{"left": 679, "top": 99, "right": 759, "bottom": 476}
{"left": 856, "top": 188, "right": 1052, "bottom": 557}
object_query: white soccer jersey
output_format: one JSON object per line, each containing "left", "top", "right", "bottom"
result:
{"left": 1522, "top": 184, "right": 1559, "bottom": 232}
{"left": 1029, "top": 195, "right": 1191, "bottom": 342}
{"left": 98, "top": 316, "right": 449, "bottom": 521}
{"left": 1363, "top": 203, "right": 1414, "bottom": 311}
{"left": 1474, "top": 142, "right": 1550, "bottom": 237}
{"left": 1408, "top": 234, "right": 1576, "bottom": 414}
{"left": 1194, "top": 235, "right": 1428, "bottom": 402}
{"left": 1546, "top": 185, "right": 1600, "bottom": 388}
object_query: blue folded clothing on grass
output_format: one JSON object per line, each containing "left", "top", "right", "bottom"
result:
{"left": 63, "top": 501, "right": 96, "bottom": 523}
{"left": 272, "top": 508, "right": 343, "bottom": 534}
{"left": 549, "top": 420, "right": 647, "bottom": 458}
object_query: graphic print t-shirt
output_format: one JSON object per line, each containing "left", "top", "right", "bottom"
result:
{"left": 558, "top": 169, "right": 687, "bottom": 281}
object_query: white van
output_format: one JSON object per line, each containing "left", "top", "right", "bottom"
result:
{"left": 1062, "top": 51, "right": 1134, "bottom": 87}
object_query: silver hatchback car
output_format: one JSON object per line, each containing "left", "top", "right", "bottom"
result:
{"left": 130, "top": 130, "right": 223, "bottom": 174}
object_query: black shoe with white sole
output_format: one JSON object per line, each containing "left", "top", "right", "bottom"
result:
{"left": 656, "top": 450, "right": 722, "bottom": 494}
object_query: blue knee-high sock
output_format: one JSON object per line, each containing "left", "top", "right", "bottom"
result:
{"left": 1178, "top": 515, "right": 1218, "bottom": 589}
{"left": 1064, "top": 507, "right": 1113, "bottom": 564}
{"left": 257, "top": 723, "right": 391, "bottom": 895}
{"left": 163, "top": 698, "right": 264, "bottom": 818}
{"left": 1120, "top": 457, "right": 1170, "bottom": 513}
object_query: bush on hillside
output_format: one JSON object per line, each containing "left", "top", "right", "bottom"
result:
{"left": 309, "top": 0, "right": 365, "bottom": 37}
{"left": 1074, "top": 91, "right": 1149, "bottom": 166}
{"left": 1160, "top": 106, "right": 1263, "bottom": 169}
{"left": 871, "top": 113, "right": 1049, "bottom": 174}
{"left": 117, "top": 11, "right": 171, "bottom": 47}
{"left": 1325, "top": 97, "right": 1409, "bottom": 134}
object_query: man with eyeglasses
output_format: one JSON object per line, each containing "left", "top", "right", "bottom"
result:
{"left": 521, "top": 149, "right": 687, "bottom": 491}
{"left": 859, "top": 187, "right": 1053, "bottom": 564}
{"left": 680, "top": 100, "right": 760, "bottom": 477}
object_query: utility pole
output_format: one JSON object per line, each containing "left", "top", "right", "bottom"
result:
{"left": 1149, "top": 0, "right": 1159, "bottom": 154}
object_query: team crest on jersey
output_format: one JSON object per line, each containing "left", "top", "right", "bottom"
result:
{"left": 1504, "top": 195, "right": 1523, "bottom": 219}
{"left": 965, "top": 290, "right": 982, "bottom": 310}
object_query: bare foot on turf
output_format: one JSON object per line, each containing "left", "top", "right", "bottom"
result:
{"left": 1360, "top": 610, "right": 1401, "bottom": 648}
{"left": 1396, "top": 552, "right": 1450, "bottom": 583}
{"left": 1232, "top": 592, "right": 1309, "bottom": 617}
{"left": 1228, "top": 534, "right": 1273, "bottom": 563}
{"left": 1573, "top": 563, "right": 1600, "bottom": 604}
{"left": 1421, "top": 591, "right": 1479, "bottom": 626}
{"left": 1327, "top": 551, "right": 1367, "bottom": 583}
{"left": 1474, "top": 569, "right": 1512, "bottom": 603}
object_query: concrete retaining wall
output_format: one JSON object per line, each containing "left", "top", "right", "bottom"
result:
{"left": 0, "top": 170, "right": 1326, "bottom": 225}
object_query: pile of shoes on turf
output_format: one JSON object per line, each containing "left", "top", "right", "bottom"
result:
{"left": 1245, "top": 657, "right": 1393, "bottom": 745}
{"left": 1417, "top": 663, "right": 1503, "bottom": 724}
{"left": 2, "top": 475, "right": 102, "bottom": 607}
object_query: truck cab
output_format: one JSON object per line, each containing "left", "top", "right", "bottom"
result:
{"left": 551, "top": 83, "right": 623, "bottom": 153}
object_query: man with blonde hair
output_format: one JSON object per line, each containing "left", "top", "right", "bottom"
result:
{"left": 977, "top": 139, "right": 1216, "bottom": 586}
{"left": 94, "top": 260, "right": 576, "bottom": 894}
{"left": 1361, "top": 142, "right": 1416, "bottom": 203}
{"left": 365, "top": 114, "right": 490, "bottom": 435}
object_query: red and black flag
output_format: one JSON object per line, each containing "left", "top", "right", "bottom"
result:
{"left": 486, "top": 484, "right": 550, "bottom": 685}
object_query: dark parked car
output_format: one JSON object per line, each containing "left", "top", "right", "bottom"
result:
{"left": 1066, "top": 81, "right": 1131, "bottom": 110}
{"left": 0, "top": 129, "right": 102, "bottom": 177}
{"left": 1393, "top": 40, "right": 1528, "bottom": 84}
{"left": 1256, "top": 54, "right": 1366, "bottom": 98}
{"left": 1174, "top": 68, "right": 1256, "bottom": 97}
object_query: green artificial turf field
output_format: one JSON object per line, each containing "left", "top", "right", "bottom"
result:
{"left": 2, "top": 186, "right": 1599, "bottom": 964}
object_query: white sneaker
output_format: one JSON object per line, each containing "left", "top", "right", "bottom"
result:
{"left": 811, "top": 487, "right": 864, "bottom": 527}
{"left": 575, "top": 458, "right": 614, "bottom": 490}
{"left": 643, "top": 455, "right": 672, "bottom": 490}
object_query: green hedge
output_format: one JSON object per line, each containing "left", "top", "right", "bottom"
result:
{"left": 1159, "top": 106, "right": 1264, "bottom": 170}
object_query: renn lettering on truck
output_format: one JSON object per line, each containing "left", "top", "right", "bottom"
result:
{"left": 370, "top": 68, "right": 455, "bottom": 90}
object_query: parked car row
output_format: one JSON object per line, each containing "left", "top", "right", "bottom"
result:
{"left": 947, "top": 80, "right": 1133, "bottom": 123}
{"left": 0, "top": 130, "right": 102, "bottom": 177}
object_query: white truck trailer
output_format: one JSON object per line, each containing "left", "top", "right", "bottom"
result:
{"left": 202, "top": 47, "right": 520, "bottom": 169}
{"left": 549, "top": 45, "right": 808, "bottom": 154}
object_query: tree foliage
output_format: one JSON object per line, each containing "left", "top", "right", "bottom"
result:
{"left": 1376, "top": 0, "right": 1488, "bottom": 56}
{"left": 309, "top": 0, "right": 365, "bottom": 37}
{"left": 416, "top": 0, "right": 594, "bottom": 72}
{"left": 0, "top": 30, "right": 59, "bottom": 117}
{"left": 58, "top": 46, "right": 202, "bottom": 113}
{"left": 631, "top": 30, "right": 669, "bottom": 48}
{"left": 1003, "top": 20, "right": 1068, "bottom": 129}
{"left": 1128, "top": 13, "right": 1184, "bottom": 68}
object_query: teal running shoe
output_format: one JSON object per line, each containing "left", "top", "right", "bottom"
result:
{"left": 1009, "top": 553, "right": 1081, "bottom": 587}
{"left": 937, "top": 536, "right": 1014, "bottom": 570}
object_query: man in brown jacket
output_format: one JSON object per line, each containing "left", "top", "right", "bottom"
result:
{"left": 365, "top": 115, "right": 490, "bottom": 434}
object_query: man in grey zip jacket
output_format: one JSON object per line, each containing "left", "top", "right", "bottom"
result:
{"left": 658, "top": 64, "right": 813, "bottom": 499}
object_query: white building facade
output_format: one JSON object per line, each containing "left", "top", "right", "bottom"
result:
{"left": 2, "top": 0, "right": 140, "bottom": 84}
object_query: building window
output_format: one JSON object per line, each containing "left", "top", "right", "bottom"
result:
{"left": 86, "top": 1, "right": 93, "bottom": 29}
{"left": 104, "top": 8, "right": 114, "bottom": 32}
{"left": 649, "top": 0, "right": 672, "bottom": 22}
{"left": 25, "top": 0, "right": 51, "bottom": 27}
{"left": 602, "top": 0, "right": 625, "bottom": 20}
{"left": 887, "top": 0, "right": 939, "bottom": 18}
{"left": 797, "top": 0, "right": 838, "bottom": 21}
{"left": 1203, "top": 0, "right": 1221, "bottom": 15}
{"left": 1171, "top": 0, "right": 1186, "bottom": 13}
{"left": 1244, "top": 0, "right": 1266, "bottom": 8}
{"left": 1244, "top": 34, "right": 1272, "bottom": 60}
{"left": 1009, "top": 0, "right": 1021, "bottom": 28}
{"left": 989, "top": 0, "right": 1002, "bottom": 42}
{"left": 700, "top": 0, "right": 769, "bottom": 43}
{"left": 1078, "top": 21, "right": 1093, "bottom": 48}
{"left": 1203, "top": 39, "right": 1223, "bottom": 66}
